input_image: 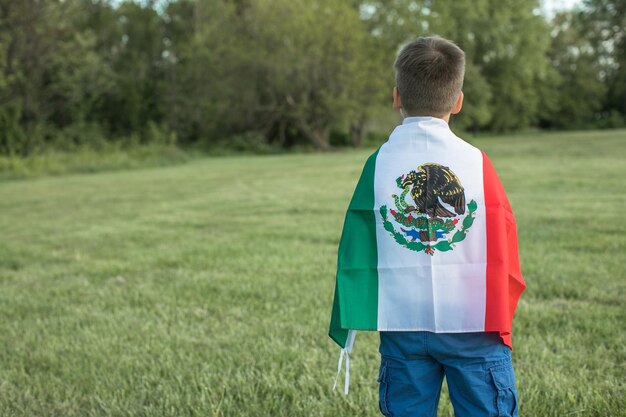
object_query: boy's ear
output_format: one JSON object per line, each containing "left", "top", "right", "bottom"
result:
{"left": 451, "top": 91, "right": 464, "bottom": 115}
{"left": 393, "top": 86, "right": 402, "bottom": 111}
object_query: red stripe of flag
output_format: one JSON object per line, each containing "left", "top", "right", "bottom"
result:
{"left": 482, "top": 151, "right": 526, "bottom": 349}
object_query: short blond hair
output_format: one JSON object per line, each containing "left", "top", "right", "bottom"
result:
{"left": 394, "top": 36, "right": 465, "bottom": 117}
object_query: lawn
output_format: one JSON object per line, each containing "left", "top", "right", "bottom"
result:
{"left": 0, "top": 129, "right": 624, "bottom": 416}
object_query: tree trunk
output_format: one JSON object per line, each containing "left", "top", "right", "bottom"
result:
{"left": 276, "top": 119, "right": 287, "bottom": 147}
{"left": 296, "top": 119, "right": 330, "bottom": 150}
{"left": 310, "top": 127, "right": 330, "bottom": 150}
{"left": 349, "top": 117, "right": 367, "bottom": 147}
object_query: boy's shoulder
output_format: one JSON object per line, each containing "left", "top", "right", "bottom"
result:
{"left": 449, "top": 131, "right": 483, "bottom": 153}
{"left": 381, "top": 121, "right": 484, "bottom": 156}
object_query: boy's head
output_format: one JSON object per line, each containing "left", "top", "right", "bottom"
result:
{"left": 393, "top": 36, "right": 465, "bottom": 119}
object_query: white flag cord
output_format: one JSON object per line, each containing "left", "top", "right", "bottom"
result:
{"left": 332, "top": 330, "right": 357, "bottom": 395}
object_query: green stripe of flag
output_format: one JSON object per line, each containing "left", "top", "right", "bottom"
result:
{"left": 329, "top": 149, "right": 380, "bottom": 348}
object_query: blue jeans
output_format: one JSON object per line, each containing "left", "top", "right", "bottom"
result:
{"left": 378, "top": 331, "right": 518, "bottom": 417}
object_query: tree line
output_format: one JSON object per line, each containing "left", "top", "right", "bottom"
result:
{"left": 0, "top": 0, "right": 624, "bottom": 155}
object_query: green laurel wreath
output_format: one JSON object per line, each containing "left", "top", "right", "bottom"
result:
{"left": 389, "top": 208, "right": 457, "bottom": 232}
{"left": 380, "top": 199, "right": 478, "bottom": 255}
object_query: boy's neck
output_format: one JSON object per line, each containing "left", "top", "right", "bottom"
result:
{"left": 403, "top": 113, "right": 451, "bottom": 124}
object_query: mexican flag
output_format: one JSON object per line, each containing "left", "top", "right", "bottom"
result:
{"left": 329, "top": 118, "right": 526, "bottom": 355}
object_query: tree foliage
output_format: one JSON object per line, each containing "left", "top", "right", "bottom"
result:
{"left": 0, "top": 0, "right": 623, "bottom": 156}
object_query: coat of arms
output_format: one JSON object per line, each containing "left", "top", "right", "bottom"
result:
{"left": 379, "top": 163, "right": 477, "bottom": 255}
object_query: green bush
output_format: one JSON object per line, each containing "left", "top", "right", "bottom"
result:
{"left": 595, "top": 110, "right": 626, "bottom": 129}
{"left": 363, "top": 130, "right": 389, "bottom": 148}
{"left": 329, "top": 130, "right": 351, "bottom": 147}
{"left": 47, "top": 122, "right": 109, "bottom": 152}
{"left": 142, "top": 121, "right": 178, "bottom": 146}
{"left": 209, "top": 131, "right": 274, "bottom": 155}
{"left": 0, "top": 106, "right": 28, "bottom": 156}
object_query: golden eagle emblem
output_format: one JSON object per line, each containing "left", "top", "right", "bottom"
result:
{"left": 401, "top": 163, "right": 466, "bottom": 218}
{"left": 379, "top": 163, "right": 477, "bottom": 255}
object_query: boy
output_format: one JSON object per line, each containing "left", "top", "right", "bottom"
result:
{"left": 329, "top": 36, "right": 525, "bottom": 417}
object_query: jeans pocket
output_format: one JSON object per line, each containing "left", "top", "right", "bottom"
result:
{"left": 378, "top": 360, "right": 393, "bottom": 417}
{"left": 489, "top": 362, "right": 518, "bottom": 417}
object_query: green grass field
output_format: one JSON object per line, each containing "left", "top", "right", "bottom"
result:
{"left": 0, "top": 129, "right": 625, "bottom": 416}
